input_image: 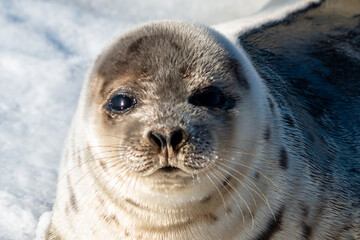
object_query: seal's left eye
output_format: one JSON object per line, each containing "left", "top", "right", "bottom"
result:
{"left": 188, "top": 86, "right": 234, "bottom": 110}
{"left": 108, "top": 93, "right": 137, "bottom": 112}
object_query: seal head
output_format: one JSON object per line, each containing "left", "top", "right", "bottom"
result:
{"left": 79, "top": 21, "right": 263, "bottom": 194}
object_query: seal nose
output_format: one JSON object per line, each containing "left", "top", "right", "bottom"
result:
{"left": 148, "top": 128, "right": 186, "bottom": 150}
{"left": 149, "top": 132, "right": 166, "bottom": 149}
{"left": 169, "top": 129, "right": 184, "bottom": 149}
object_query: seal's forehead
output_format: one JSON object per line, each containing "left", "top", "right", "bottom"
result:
{"left": 91, "top": 22, "right": 243, "bottom": 98}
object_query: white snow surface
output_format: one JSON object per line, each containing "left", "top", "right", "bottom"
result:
{"left": 0, "top": 0, "right": 299, "bottom": 239}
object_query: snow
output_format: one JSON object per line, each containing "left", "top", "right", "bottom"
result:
{"left": 0, "top": 0, "right": 269, "bottom": 239}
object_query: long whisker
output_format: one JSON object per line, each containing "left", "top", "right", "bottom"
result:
{"left": 216, "top": 165, "right": 257, "bottom": 207}
{"left": 205, "top": 173, "right": 227, "bottom": 212}
{"left": 217, "top": 161, "right": 276, "bottom": 221}
{"left": 215, "top": 148, "right": 287, "bottom": 185}
{"left": 221, "top": 138, "right": 282, "bottom": 148}
{"left": 217, "top": 148, "right": 279, "bottom": 171}
{"left": 219, "top": 158, "right": 282, "bottom": 192}
{"left": 213, "top": 168, "right": 254, "bottom": 228}
{"left": 57, "top": 153, "right": 124, "bottom": 185}
{"left": 55, "top": 160, "right": 132, "bottom": 206}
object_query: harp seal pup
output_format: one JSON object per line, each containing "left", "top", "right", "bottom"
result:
{"left": 46, "top": 21, "right": 357, "bottom": 239}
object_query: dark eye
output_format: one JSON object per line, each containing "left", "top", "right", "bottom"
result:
{"left": 107, "top": 93, "right": 137, "bottom": 112}
{"left": 188, "top": 87, "right": 233, "bottom": 109}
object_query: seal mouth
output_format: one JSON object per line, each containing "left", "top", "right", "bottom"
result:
{"left": 159, "top": 166, "right": 180, "bottom": 173}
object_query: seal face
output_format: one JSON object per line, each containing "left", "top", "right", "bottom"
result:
{"left": 92, "top": 24, "right": 244, "bottom": 178}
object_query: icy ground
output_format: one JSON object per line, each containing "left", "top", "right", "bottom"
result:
{"left": 0, "top": 0, "right": 269, "bottom": 239}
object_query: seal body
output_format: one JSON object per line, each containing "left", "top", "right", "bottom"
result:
{"left": 47, "top": 20, "right": 359, "bottom": 239}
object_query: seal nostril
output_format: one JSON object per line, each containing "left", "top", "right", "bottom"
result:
{"left": 169, "top": 129, "right": 184, "bottom": 149}
{"left": 149, "top": 132, "right": 166, "bottom": 149}
{"left": 148, "top": 129, "right": 185, "bottom": 150}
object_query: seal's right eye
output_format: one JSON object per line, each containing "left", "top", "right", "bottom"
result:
{"left": 107, "top": 93, "right": 137, "bottom": 112}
